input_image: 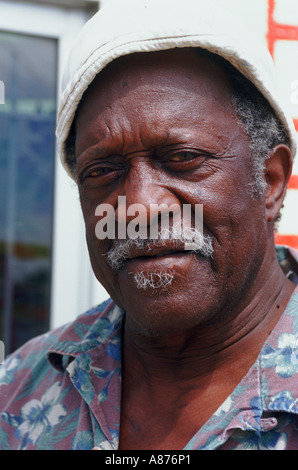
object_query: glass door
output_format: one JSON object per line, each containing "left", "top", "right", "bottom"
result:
{"left": 0, "top": 31, "right": 57, "bottom": 353}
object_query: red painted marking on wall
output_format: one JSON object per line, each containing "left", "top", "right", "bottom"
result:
{"left": 275, "top": 234, "right": 298, "bottom": 249}
{"left": 267, "top": 0, "right": 298, "bottom": 57}
{"left": 288, "top": 175, "right": 298, "bottom": 190}
{"left": 267, "top": 0, "right": 298, "bottom": 248}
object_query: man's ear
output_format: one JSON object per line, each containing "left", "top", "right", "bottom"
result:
{"left": 264, "top": 144, "right": 293, "bottom": 223}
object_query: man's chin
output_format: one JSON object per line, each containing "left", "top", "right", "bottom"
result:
{"left": 124, "top": 309, "right": 196, "bottom": 338}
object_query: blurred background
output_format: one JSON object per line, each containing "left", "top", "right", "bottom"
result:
{"left": 0, "top": 0, "right": 297, "bottom": 355}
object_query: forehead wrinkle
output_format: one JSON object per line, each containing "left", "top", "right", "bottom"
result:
{"left": 75, "top": 51, "right": 246, "bottom": 162}
{"left": 92, "top": 101, "right": 231, "bottom": 157}
{"left": 78, "top": 78, "right": 237, "bottom": 159}
{"left": 78, "top": 125, "right": 233, "bottom": 165}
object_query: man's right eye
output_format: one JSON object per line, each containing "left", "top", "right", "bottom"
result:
{"left": 85, "top": 167, "right": 113, "bottom": 177}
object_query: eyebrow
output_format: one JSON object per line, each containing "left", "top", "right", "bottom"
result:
{"left": 76, "top": 123, "right": 231, "bottom": 165}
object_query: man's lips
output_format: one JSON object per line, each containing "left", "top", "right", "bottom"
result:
{"left": 122, "top": 248, "right": 192, "bottom": 275}
{"left": 125, "top": 242, "right": 186, "bottom": 261}
{"left": 119, "top": 242, "right": 192, "bottom": 274}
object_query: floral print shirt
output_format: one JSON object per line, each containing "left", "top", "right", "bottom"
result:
{"left": 0, "top": 246, "right": 298, "bottom": 450}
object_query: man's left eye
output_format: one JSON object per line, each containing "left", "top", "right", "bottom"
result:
{"left": 169, "top": 152, "right": 197, "bottom": 162}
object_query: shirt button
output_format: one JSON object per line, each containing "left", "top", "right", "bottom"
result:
{"left": 260, "top": 417, "right": 278, "bottom": 431}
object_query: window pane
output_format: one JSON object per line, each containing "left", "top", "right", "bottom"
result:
{"left": 0, "top": 31, "right": 57, "bottom": 354}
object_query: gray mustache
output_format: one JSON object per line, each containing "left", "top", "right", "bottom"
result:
{"left": 106, "top": 227, "right": 213, "bottom": 271}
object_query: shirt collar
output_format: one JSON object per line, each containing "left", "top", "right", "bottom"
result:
{"left": 47, "top": 299, "right": 125, "bottom": 372}
{"left": 263, "top": 246, "right": 298, "bottom": 413}
{"left": 47, "top": 299, "right": 125, "bottom": 447}
{"left": 260, "top": 287, "right": 298, "bottom": 414}
{"left": 184, "top": 285, "right": 298, "bottom": 450}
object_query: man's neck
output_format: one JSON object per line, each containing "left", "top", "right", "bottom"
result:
{"left": 123, "top": 267, "right": 294, "bottom": 385}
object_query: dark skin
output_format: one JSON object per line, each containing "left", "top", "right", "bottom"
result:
{"left": 74, "top": 49, "right": 294, "bottom": 449}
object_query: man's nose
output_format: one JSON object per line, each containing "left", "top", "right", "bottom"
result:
{"left": 115, "top": 160, "right": 181, "bottom": 229}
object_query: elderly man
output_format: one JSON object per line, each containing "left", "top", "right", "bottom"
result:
{"left": 0, "top": 0, "right": 298, "bottom": 451}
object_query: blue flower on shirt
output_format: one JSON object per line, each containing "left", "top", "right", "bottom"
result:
{"left": 1, "top": 382, "right": 67, "bottom": 449}
{"left": 0, "top": 355, "right": 22, "bottom": 385}
{"left": 262, "top": 333, "right": 298, "bottom": 378}
{"left": 231, "top": 428, "right": 288, "bottom": 450}
{"left": 269, "top": 391, "right": 298, "bottom": 414}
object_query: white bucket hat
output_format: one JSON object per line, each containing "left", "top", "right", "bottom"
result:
{"left": 56, "top": 0, "right": 297, "bottom": 177}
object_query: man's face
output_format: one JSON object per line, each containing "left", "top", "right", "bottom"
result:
{"left": 75, "top": 49, "right": 269, "bottom": 335}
